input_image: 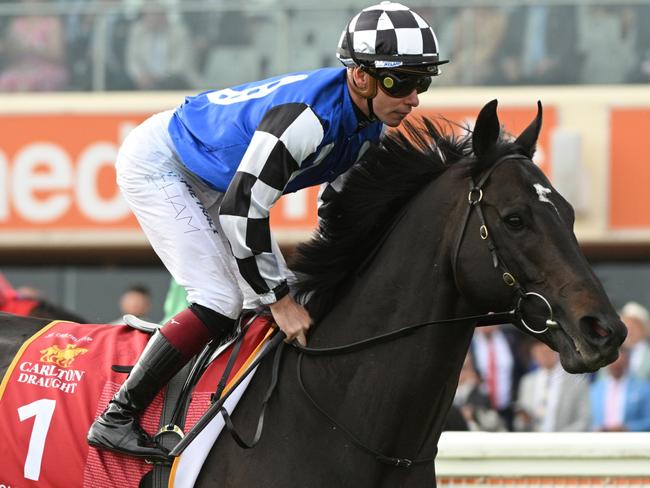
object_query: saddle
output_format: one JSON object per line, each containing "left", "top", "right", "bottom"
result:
{"left": 122, "top": 314, "right": 163, "bottom": 334}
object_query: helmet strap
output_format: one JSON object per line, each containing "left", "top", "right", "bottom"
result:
{"left": 347, "top": 68, "right": 378, "bottom": 122}
{"left": 367, "top": 97, "right": 377, "bottom": 122}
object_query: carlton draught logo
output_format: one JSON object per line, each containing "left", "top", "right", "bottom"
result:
{"left": 16, "top": 342, "right": 89, "bottom": 394}
{"left": 39, "top": 344, "right": 88, "bottom": 368}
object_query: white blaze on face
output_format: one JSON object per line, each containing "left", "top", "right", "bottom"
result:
{"left": 533, "top": 183, "right": 559, "bottom": 216}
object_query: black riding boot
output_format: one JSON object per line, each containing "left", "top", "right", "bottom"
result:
{"left": 87, "top": 331, "right": 185, "bottom": 461}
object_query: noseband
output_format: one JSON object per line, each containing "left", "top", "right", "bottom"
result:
{"left": 451, "top": 154, "right": 559, "bottom": 334}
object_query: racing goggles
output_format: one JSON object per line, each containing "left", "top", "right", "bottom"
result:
{"left": 367, "top": 69, "right": 432, "bottom": 98}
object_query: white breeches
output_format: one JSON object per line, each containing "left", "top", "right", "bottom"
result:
{"left": 115, "top": 110, "right": 291, "bottom": 319}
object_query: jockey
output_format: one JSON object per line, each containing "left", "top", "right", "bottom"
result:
{"left": 87, "top": 1, "right": 448, "bottom": 461}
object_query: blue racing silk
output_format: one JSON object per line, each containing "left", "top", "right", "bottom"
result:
{"left": 168, "top": 67, "right": 382, "bottom": 193}
{"left": 167, "top": 67, "right": 383, "bottom": 303}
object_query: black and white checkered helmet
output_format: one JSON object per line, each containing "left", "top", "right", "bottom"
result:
{"left": 337, "top": 1, "right": 447, "bottom": 74}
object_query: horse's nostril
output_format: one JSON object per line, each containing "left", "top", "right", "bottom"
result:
{"left": 593, "top": 323, "right": 609, "bottom": 338}
{"left": 582, "top": 316, "right": 609, "bottom": 338}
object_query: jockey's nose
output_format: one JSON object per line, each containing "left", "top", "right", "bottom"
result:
{"left": 404, "top": 90, "right": 420, "bottom": 107}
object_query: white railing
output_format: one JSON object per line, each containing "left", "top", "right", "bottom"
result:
{"left": 437, "top": 432, "right": 650, "bottom": 487}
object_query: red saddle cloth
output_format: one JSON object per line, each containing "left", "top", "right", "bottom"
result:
{"left": 0, "top": 316, "right": 274, "bottom": 487}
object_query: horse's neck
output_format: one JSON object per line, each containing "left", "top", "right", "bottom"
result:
{"left": 308, "top": 176, "right": 475, "bottom": 455}
{"left": 318, "top": 173, "right": 469, "bottom": 333}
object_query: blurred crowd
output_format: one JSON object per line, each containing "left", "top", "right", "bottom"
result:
{"left": 0, "top": 1, "right": 649, "bottom": 92}
{"left": 436, "top": 4, "right": 650, "bottom": 86}
{"left": 447, "top": 301, "right": 650, "bottom": 433}
{"left": 0, "top": 0, "right": 252, "bottom": 91}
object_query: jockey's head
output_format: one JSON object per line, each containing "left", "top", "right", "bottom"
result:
{"left": 337, "top": 1, "right": 448, "bottom": 126}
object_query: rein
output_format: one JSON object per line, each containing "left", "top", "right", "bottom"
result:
{"left": 290, "top": 310, "right": 515, "bottom": 468}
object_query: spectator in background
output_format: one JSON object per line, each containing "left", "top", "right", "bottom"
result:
{"left": 0, "top": 273, "right": 41, "bottom": 316}
{"left": 0, "top": 272, "right": 85, "bottom": 322}
{"left": 112, "top": 284, "right": 152, "bottom": 323}
{"left": 627, "top": 4, "right": 650, "bottom": 83}
{"left": 590, "top": 347, "right": 650, "bottom": 432}
{"left": 57, "top": 0, "right": 96, "bottom": 90}
{"left": 471, "top": 325, "right": 526, "bottom": 430}
{"left": 161, "top": 278, "right": 188, "bottom": 324}
{"left": 452, "top": 351, "right": 506, "bottom": 431}
{"left": 124, "top": 0, "right": 200, "bottom": 90}
{"left": 0, "top": 0, "right": 69, "bottom": 91}
{"left": 577, "top": 5, "right": 636, "bottom": 84}
{"left": 88, "top": 0, "right": 137, "bottom": 90}
{"left": 15, "top": 285, "right": 44, "bottom": 300}
{"left": 437, "top": 6, "right": 507, "bottom": 86}
{"left": 183, "top": 8, "right": 253, "bottom": 78}
{"left": 199, "top": 10, "right": 258, "bottom": 89}
{"left": 620, "top": 301, "right": 650, "bottom": 380}
{"left": 515, "top": 341, "right": 591, "bottom": 432}
{"left": 492, "top": 5, "right": 578, "bottom": 85}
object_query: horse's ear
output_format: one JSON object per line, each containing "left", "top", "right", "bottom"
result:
{"left": 514, "top": 100, "right": 543, "bottom": 158}
{"left": 472, "top": 99, "right": 501, "bottom": 158}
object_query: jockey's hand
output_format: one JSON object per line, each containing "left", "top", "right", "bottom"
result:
{"left": 269, "top": 294, "right": 312, "bottom": 347}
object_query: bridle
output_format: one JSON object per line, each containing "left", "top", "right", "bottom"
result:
{"left": 451, "top": 154, "right": 560, "bottom": 335}
{"left": 170, "top": 154, "right": 562, "bottom": 467}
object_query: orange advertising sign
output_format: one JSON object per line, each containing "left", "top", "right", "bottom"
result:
{"left": 610, "top": 108, "right": 650, "bottom": 229}
{"left": 0, "top": 105, "right": 556, "bottom": 239}
{"left": 0, "top": 114, "right": 144, "bottom": 229}
{"left": 415, "top": 105, "right": 556, "bottom": 176}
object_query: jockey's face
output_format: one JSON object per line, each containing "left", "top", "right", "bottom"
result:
{"left": 372, "top": 84, "right": 420, "bottom": 127}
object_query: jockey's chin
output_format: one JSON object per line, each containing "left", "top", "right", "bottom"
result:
{"left": 381, "top": 111, "right": 412, "bottom": 127}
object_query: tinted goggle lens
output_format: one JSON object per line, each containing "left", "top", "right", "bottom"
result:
{"left": 375, "top": 71, "right": 432, "bottom": 97}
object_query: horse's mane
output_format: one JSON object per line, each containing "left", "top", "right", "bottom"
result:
{"left": 290, "top": 116, "right": 526, "bottom": 321}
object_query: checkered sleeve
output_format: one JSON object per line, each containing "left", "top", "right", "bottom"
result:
{"left": 219, "top": 103, "right": 325, "bottom": 304}
{"left": 317, "top": 133, "right": 381, "bottom": 222}
{"left": 316, "top": 159, "right": 356, "bottom": 223}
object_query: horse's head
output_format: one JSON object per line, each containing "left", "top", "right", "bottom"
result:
{"left": 456, "top": 99, "right": 626, "bottom": 373}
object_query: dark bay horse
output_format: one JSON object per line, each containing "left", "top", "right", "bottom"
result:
{"left": 0, "top": 100, "right": 626, "bottom": 487}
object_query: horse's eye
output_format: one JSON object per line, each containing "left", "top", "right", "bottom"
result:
{"left": 504, "top": 214, "right": 524, "bottom": 229}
